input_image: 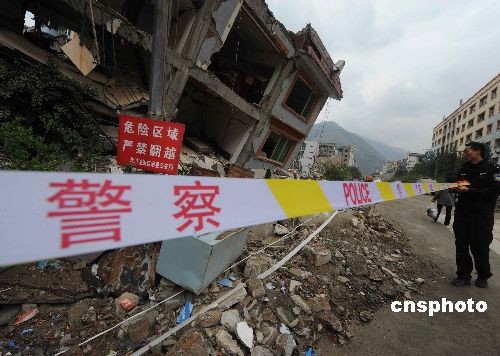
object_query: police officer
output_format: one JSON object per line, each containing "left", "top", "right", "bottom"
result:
{"left": 452, "top": 141, "right": 500, "bottom": 288}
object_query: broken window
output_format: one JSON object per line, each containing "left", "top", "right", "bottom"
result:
{"left": 207, "top": 9, "right": 280, "bottom": 105}
{"left": 260, "top": 132, "right": 295, "bottom": 163}
{"left": 258, "top": 118, "right": 303, "bottom": 164}
{"left": 285, "top": 76, "right": 318, "bottom": 119}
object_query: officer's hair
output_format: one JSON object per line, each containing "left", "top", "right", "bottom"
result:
{"left": 466, "top": 141, "right": 486, "bottom": 159}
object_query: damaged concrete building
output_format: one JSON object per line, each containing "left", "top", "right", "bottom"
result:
{"left": 0, "top": 0, "right": 344, "bottom": 176}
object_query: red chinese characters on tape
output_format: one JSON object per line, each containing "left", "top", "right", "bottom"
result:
{"left": 173, "top": 180, "right": 221, "bottom": 233}
{"left": 47, "top": 179, "right": 132, "bottom": 248}
{"left": 118, "top": 115, "right": 185, "bottom": 175}
{"left": 343, "top": 182, "right": 372, "bottom": 206}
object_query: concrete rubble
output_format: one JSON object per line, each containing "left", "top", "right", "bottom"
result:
{"left": 0, "top": 206, "right": 442, "bottom": 354}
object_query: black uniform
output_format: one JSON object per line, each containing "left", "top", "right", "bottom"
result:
{"left": 453, "top": 160, "right": 500, "bottom": 280}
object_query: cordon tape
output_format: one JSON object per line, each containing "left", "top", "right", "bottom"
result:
{"left": 0, "top": 171, "right": 455, "bottom": 266}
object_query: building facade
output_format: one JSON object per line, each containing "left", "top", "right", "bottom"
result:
{"left": 337, "top": 146, "right": 356, "bottom": 167}
{"left": 405, "top": 152, "right": 422, "bottom": 171}
{"left": 431, "top": 73, "right": 500, "bottom": 162}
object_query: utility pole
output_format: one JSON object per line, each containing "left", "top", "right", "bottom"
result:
{"left": 148, "top": 0, "right": 172, "bottom": 120}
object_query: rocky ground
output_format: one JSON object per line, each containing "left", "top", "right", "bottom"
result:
{"left": 0, "top": 206, "right": 442, "bottom": 355}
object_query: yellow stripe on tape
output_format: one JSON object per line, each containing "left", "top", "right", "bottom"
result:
{"left": 376, "top": 182, "right": 396, "bottom": 201}
{"left": 403, "top": 183, "right": 416, "bottom": 197}
{"left": 422, "top": 184, "right": 430, "bottom": 194}
{"left": 266, "top": 179, "right": 332, "bottom": 218}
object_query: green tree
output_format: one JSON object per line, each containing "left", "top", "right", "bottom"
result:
{"left": 316, "top": 161, "right": 361, "bottom": 181}
{"left": 0, "top": 59, "right": 109, "bottom": 171}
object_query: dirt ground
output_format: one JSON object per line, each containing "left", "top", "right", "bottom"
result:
{"left": 332, "top": 195, "right": 500, "bottom": 356}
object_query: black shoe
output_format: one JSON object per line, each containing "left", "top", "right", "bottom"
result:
{"left": 444, "top": 222, "right": 450, "bottom": 226}
{"left": 451, "top": 277, "right": 471, "bottom": 287}
{"left": 475, "top": 278, "right": 488, "bottom": 288}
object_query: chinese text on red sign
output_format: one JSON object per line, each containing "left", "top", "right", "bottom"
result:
{"left": 118, "top": 115, "right": 185, "bottom": 175}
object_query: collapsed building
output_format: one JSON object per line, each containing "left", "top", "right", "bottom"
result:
{"left": 0, "top": 0, "right": 344, "bottom": 177}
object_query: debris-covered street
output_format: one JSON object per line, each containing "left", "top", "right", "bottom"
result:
{"left": 0, "top": 199, "right": 443, "bottom": 355}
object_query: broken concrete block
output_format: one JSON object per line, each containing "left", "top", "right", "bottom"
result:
{"left": 319, "top": 313, "right": 344, "bottom": 333}
{"left": 236, "top": 321, "right": 254, "bottom": 349}
{"left": 304, "top": 244, "right": 332, "bottom": 267}
{"left": 221, "top": 309, "right": 242, "bottom": 332}
{"left": 274, "top": 334, "right": 296, "bottom": 356}
{"left": 289, "top": 280, "right": 302, "bottom": 294}
{"left": 290, "top": 295, "right": 312, "bottom": 314}
{"left": 274, "top": 224, "right": 290, "bottom": 236}
{"left": 247, "top": 278, "right": 265, "bottom": 298}
{"left": 114, "top": 292, "right": 139, "bottom": 313}
{"left": 351, "top": 217, "right": 359, "bottom": 227}
{"left": 219, "top": 287, "right": 247, "bottom": 311}
{"left": 251, "top": 346, "right": 275, "bottom": 356}
{"left": 198, "top": 309, "right": 222, "bottom": 328}
{"left": 379, "top": 281, "right": 397, "bottom": 297}
{"left": 307, "top": 295, "right": 331, "bottom": 312}
{"left": 244, "top": 256, "right": 273, "bottom": 278}
{"left": 261, "top": 308, "right": 278, "bottom": 323}
{"left": 337, "top": 276, "right": 350, "bottom": 284}
{"left": 261, "top": 324, "right": 279, "bottom": 346}
{"left": 127, "top": 318, "right": 151, "bottom": 343}
{"left": 216, "top": 330, "right": 244, "bottom": 356}
{"left": 249, "top": 223, "right": 274, "bottom": 238}
{"left": 276, "top": 307, "right": 298, "bottom": 327}
{"left": 176, "top": 329, "right": 208, "bottom": 355}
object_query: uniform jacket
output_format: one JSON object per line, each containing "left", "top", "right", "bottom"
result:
{"left": 456, "top": 160, "right": 500, "bottom": 212}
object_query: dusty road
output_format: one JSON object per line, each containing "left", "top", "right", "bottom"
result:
{"left": 335, "top": 195, "right": 500, "bottom": 356}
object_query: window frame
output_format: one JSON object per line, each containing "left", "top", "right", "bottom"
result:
{"left": 256, "top": 117, "right": 304, "bottom": 166}
{"left": 282, "top": 72, "right": 321, "bottom": 122}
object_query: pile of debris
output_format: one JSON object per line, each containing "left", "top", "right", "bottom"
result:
{"left": 0, "top": 207, "right": 441, "bottom": 355}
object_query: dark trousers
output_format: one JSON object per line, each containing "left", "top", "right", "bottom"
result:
{"left": 436, "top": 204, "right": 453, "bottom": 225}
{"left": 453, "top": 208, "right": 494, "bottom": 280}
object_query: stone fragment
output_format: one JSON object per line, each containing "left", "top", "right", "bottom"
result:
{"left": 319, "top": 313, "right": 343, "bottom": 333}
{"left": 219, "top": 287, "right": 248, "bottom": 311}
{"left": 276, "top": 307, "right": 299, "bottom": 327}
{"left": 415, "top": 278, "right": 425, "bottom": 285}
{"left": 127, "top": 318, "right": 151, "bottom": 343}
{"left": 251, "top": 345, "right": 275, "bottom": 356}
{"left": 304, "top": 244, "right": 332, "bottom": 266}
{"left": 198, "top": 309, "right": 222, "bottom": 328}
{"left": 337, "top": 276, "right": 350, "bottom": 284}
{"left": 359, "top": 311, "right": 372, "bottom": 322}
{"left": 177, "top": 330, "right": 207, "bottom": 356}
{"left": 289, "top": 267, "right": 304, "bottom": 279}
{"left": 274, "top": 224, "right": 290, "bottom": 236}
{"left": 236, "top": 321, "right": 254, "bottom": 349}
{"left": 291, "top": 295, "right": 312, "bottom": 314}
{"left": 379, "top": 281, "right": 396, "bottom": 297}
{"left": 261, "top": 324, "right": 278, "bottom": 346}
{"left": 288, "top": 280, "right": 301, "bottom": 294}
{"left": 307, "top": 295, "right": 331, "bottom": 312}
{"left": 221, "top": 309, "right": 242, "bottom": 332}
{"left": 216, "top": 330, "right": 244, "bottom": 356}
{"left": 247, "top": 278, "right": 266, "bottom": 298}
{"left": 261, "top": 308, "right": 277, "bottom": 323}
{"left": 274, "top": 334, "right": 296, "bottom": 356}
{"left": 351, "top": 217, "right": 359, "bottom": 227}
{"left": 244, "top": 256, "right": 273, "bottom": 278}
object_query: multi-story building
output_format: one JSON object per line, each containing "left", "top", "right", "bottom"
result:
{"left": 318, "top": 143, "right": 337, "bottom": 157}
{"left": 295, "top": 140, "right": 319, "bottom": 175}
{"left": 1, "top": 0, "right": 344, "bottom": 174}
{"left": 431, "top": 73, "right": 500, "bottom": 163}
{"left": 405, "top": 152, "right": 422, "bottom": 171}
{"left": 337, "top": 146, "right": 356, "bottom": 167}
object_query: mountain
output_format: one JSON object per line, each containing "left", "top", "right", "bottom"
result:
{"left": 360, "top": 136, "right": 407, "bottom": 161}
{"left": 307, "top": 121, "right": 405, "bottom": 176}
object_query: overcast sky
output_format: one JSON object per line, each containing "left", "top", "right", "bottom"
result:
{"left": 267, "top": 0, "right": 500, "bottom": 152}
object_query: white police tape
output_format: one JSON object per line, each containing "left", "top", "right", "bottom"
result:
{"left": 0, "top": 171, "right": 454, "bottom": 266}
